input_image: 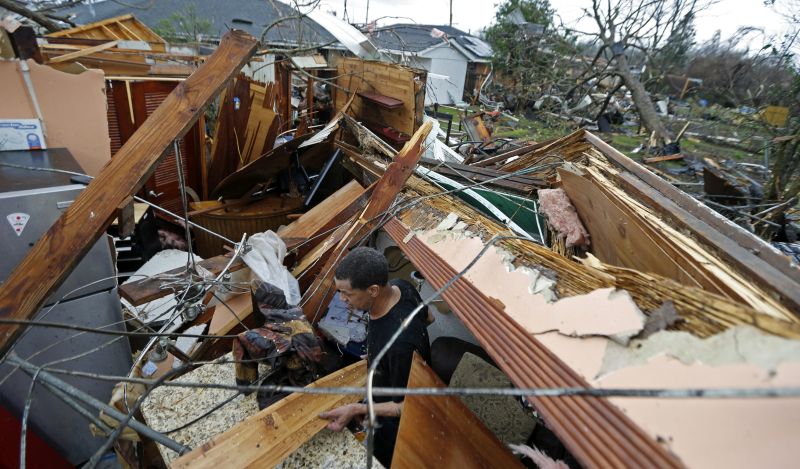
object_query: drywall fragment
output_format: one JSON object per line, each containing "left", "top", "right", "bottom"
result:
{"left": 453, "top": 221, "right": 468, "bottom": 232}
{"left": 0, "top": 59, "right": 110, "bottom": 176}
{"left": 522, "top": 288, "right": 645, "bottom": 344}
{"left": 427, "top": 232, "right": 447, "bottom": 244}
{"left": 600, "top": 325, "right": 800, "bottom": 377}
{"left": 436, "top": 212, "right": 459, "bottom": 231}
{"left": 594, "top": 356, "right": 800, "bottom": 469}
{"left": 516, "top": 266, "right": 557, "bottom": 303}
{"left": 173, "top": 324, "right": 208, "bottom": 368}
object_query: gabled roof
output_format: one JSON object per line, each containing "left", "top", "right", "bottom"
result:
{"left": 60, "top": 0, "right": 334, "bottom": 46}
{"left": 370, "top": 23, "right": 492, "bottom": 59}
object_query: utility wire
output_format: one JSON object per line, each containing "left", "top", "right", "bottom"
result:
{"left": 26, "top": 362, "right": 800, "bottom": 400}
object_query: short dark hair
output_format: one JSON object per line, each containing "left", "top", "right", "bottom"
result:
{"left": 335, "top": 247, "right": 388, "bottom": 290}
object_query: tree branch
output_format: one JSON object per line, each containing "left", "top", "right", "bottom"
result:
{"left": 0, "top": 0, "right": 64, "bottom": 32}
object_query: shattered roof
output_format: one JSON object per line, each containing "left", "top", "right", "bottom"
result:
{"left": 370, "top": 23, "right": 492, "bottom": 58}
{"left": 60, "top": 0, "right": 335, "bottom": 46}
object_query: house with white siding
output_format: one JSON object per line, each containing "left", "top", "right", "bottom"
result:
{"left": 370, "top": 24, "right": 493, "bottom": 106}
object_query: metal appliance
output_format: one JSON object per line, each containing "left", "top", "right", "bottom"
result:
{"left": 0, "top": 148, "right": 132, "bottom": 464}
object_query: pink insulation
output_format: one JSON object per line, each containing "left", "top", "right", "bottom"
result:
{"left": 537, "top": 188, "right": 591, "bottom": 248}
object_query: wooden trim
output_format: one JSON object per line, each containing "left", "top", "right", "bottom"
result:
{"left": 0, "top": 30, "right": 258, "bottom": 358}
{"left": 171, "top": 360, "right": 367, "bottom": 468}
{"left": 46, "top": 14, "right": 135, "bottom": 37}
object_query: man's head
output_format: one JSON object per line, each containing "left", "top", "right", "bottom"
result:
{"left": 334, "top": 247, "right": 389, "bottom": 311}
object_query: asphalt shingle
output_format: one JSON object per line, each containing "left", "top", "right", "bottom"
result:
{"left": 61, "top": 0, "right": 334, "bottom": 46}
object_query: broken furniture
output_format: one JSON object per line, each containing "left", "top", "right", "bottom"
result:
{"left": 190, "top": 196, "right": 304, "bottom": 258}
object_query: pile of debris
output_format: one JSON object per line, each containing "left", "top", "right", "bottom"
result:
{"left": 1, "top": 12, "right": 799, "bottom": 469}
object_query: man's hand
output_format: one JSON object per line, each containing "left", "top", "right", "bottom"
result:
{"left": 319, "top": 403, "right": 363, "bottom": 431}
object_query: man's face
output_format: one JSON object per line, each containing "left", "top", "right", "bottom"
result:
{"left": 334, "top": 277, "right": 376, "bottom": 311}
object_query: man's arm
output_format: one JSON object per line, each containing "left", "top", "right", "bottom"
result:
{"left": 318, "top": 401, "right": 403, "bottom": 431}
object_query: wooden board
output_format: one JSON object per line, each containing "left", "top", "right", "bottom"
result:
{"left": 278, "top": 180, "right": 363, "bottom": 237}
{"left": 559, "top": 168, "right": 712, "bottom": 291}
{"left": 46, "top": 40, "right": 118, "bottom": 63}
{"left": 392, "top": 353, "right": 524, "bottom": 469}
{"left": 584, "top": 131, "right": 800, "bottom": 317}
{"left": 207, "top": 76, "right": 254, "bottom": 193}
{"left": 333, "top": 57, "right": 425, "bottom": 137}
{"left": 0, "top": 30, "right": 258, "bottom": 358}
{"left": 300, "top": 121, "right": 432, "bottom": 323}
{"left": 171, "top": 360, "right": 367, "bottom": 469}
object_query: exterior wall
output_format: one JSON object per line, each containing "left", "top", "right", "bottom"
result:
{"left": 420, "top": 44, "right": 468, "bottom": 105}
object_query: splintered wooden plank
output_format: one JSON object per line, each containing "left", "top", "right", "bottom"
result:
{"left": 278, "top": 180, "right": 365, "bottom": 238}
{"left": 392, "top": 353, "right": 524, "bottom": 469}
{"left": 300, "top": 121, "right": 432, "bottom": 323}
{"left": 558, "top": 168, "right": 736, "bottom": 297}
{"left": 171, "top": 360, "right": 367, "bottom": 469}
{"left": 583, "top": 131, "right": 800, "bottom": 317}
{"left": 0, "top": 30, "right": 258, "bottom": 358}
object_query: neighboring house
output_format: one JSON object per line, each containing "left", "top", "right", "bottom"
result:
{"left": 370, "top": 24, "right": 493, "bottom": 105}
{"left": 60, "top": 0, "right": 335, "bottom": 48}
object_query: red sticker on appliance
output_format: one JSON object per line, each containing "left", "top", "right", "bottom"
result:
{"left": 7, "top": 213, "right": 30, "bottom": 237}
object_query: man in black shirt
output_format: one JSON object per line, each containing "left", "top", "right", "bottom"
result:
{"left": 319, "top": 247, "right": 431, "bottom": 467}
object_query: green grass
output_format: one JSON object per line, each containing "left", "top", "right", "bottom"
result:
{"left": 431, "top": 103, "right": 766, "bottom": 165}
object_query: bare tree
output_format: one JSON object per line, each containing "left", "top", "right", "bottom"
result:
{"left": 571, "top": 0, "right": 712, "bottom": 148}
{"left": 0, "top": 0, "right": 67, "bottom": 32}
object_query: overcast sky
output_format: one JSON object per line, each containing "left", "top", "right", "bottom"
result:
{"left": 311, "top": 0, "right": 790, "bottom": 44}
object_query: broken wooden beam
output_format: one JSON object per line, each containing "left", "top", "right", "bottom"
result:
{"left": 0, "top": 30, "right": 259, "bottom": 358}
{"left": 300, "top": 121, "right": 432, "bottom": 323}
{"left": 46, "top": 40, "right": 119, "bottom": 64}
{"left": 171, "top": 360, "right": 367, "bottom": 468}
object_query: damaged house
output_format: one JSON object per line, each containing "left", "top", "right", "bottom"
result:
{"left": 0, "top": 11, "right": 799, "bottom": 469}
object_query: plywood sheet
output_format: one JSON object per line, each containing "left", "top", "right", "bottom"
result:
{"left": 392, "top": 353, "right": 524, "bottom": 469}
{"left": 334, "top": 57, "right": 425, "bottom": 137}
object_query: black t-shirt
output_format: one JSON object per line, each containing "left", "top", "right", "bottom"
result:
{"left": 367, "top": 278, "right": 431, "bottom": 466}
